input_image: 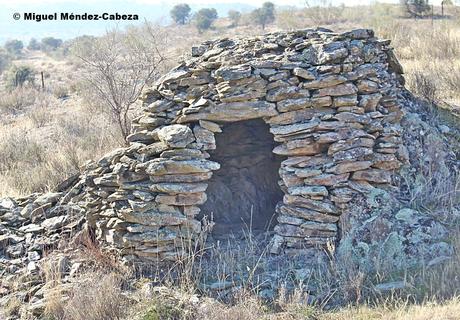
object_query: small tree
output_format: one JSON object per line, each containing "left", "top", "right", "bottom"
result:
{"left": 170, "top": 3, "right": 192, "bottom": 25}
{"left": 401, "top": 0, "right": 431, "bottom": 18}
{"left": 228, "top": 10, "right": 241, "bottom": 27}
{"left": 252, "top": 2, "right": 275, "bottom": 30}
{"left": 4, "top": 40, "right": 23, "bottom": 55}
{"left": 27, "top": 38, "right": 41, "bottom": 50}
{"left": 5, "top": 65, "right": 35, "bottom": 89}
{"left": 194, "top": 8, "right": 218, "bottom": 32}
{"left": 0, "top": 48, "right": 11, "bottom": 74}
{"left": 41, "top": 37, "right": 63, "bottom": 51}
{"left": 441, "top": 0, "right": 453, "bottom": 16}
{"left": 75, "top": 24, "right": 166, "bottom": 142}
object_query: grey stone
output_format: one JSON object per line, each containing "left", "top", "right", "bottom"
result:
{"left": 157, "top": 125, "right": 195, "bottom": 148}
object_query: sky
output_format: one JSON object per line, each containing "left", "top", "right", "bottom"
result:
{"left": 0, "top": 0, "right": 453, "bottom": 44}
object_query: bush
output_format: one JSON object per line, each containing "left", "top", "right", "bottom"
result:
{"left": 74, "top": 24, "right": 166, "bottom": 142}
{"left": 4, "top": 39, "right": 23, "bottom": 55}
{"left": 251, "top": 2, "right": 275, "bottom": 30}
{"left": 51, "top": 84, "right": 70, "bottom": 99}
{"left": 4, "top": 65, "right": 36, "bottom": 89}
{"left": 228, "top": 10, "right": 242, "bottom": 27}
{"left": 41, "top": 37, "right": 63, "bottom": 51}
{"left": 171, "top": 3, "right": 191, "bottom": 25}
{"left": 27, "top": 38, "right": 41, "bottom": 50}
{"left": 410, "top": 71, "right": 438, "bottom": 102}
{"left": 194, "top": 8, "right": 218, "bottom": 32}
{"left": 0, "top": 48, "right": 12, "bottom": 74}
{"left": 402, "top": 0, "right": 431, "bottom": 18}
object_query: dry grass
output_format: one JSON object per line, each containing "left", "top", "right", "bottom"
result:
{"left": 41, "top": 230, "right": 132, "bottom": 320}
{"left": 0, "top": 90, "right": 120, "bottom": 197}
{"left": 130, "top": 228, "right": 460, "bottom": 319}
{"left": 64, "top": 272, "right": 129, "bottom": 320}
{"left": 0, "top": 87, "right": 37, "bottom": 114}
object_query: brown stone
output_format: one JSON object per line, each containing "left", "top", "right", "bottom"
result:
{"left": 150, "top": 183, "right": 208, "bottom": 194}
{"left": 274, "top": 224, "right": 336, "bottom": 238}
{"left": 351, "top": 169, "right": 392, "bottom": 183}
{"left": 199, "top": 120, "right": 222, "bottom": 133}
{"left": 328, "top": 138, "right": 374, "bottom": 155}
{"left": 372, "top": 153, "right": 401, "bottom": 170}
{"left": 177, "top": 101, "right": 278, "bottom": 123}
{"left": 302, "top": 75, "right": 347, "bottom": 89}
{"left": 311, "top": 96, "right": 333, "bottom": 107}
{"left": 359, "top": 93, "right": 382, "bottom": 112}
{"left": 273, "top": 143, "right": 324, "bottom": 156}
{"left": 284, "top": 195, "right": 339, "bottom": 215}
{"left": 316, "top": 83, "right": 358, "bottom": 97}
{"left": 278, "top": 204, "right": 339, "bottom": 223}
{"left": 303, "top": 173, "right": 349, "bottom": 186}
{"left": 333, "top": 147, "right": 373, "bottom": 162}
{"left": 293, "top": 67, "right": 316, "bottom": 80}
{"left": 276, "top": 98, "right": 311, "bottom": 112}
{"left": 293, "top": 168, "right": 322, "bottom": 178}
{"left": 155, "top": 192, "right": 207, "bottom": 205}
{"left": 333, "top": 95, "right": 358, "bottom": 107}
{"left": 268, "top": 109, "right": 325, "bottom": 125}
{"left": 266, "top": 86, "right": 310, "bottom": 102}
{"left": 328, "top": 160, "right": 373, "bottom": 174}
{"left": 280, "top": 169, "right": 305, "bottom": 188}
{"left": 146, "top": 159, "right": 220, "bottom": 175}
{"left": 149, "top": 172, "right": 213, "bottom": 183}
{"left": 288, "top": 185, "right": 328, "bottom": 196}
{"left": 270, "top": 121, "right": 319, "bottom": 136}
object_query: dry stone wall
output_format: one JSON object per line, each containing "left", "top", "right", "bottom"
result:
{"left": 121, "top": 27, "right": 406, "bottom": 261}
{"left": 1, "top": 28, "right": 409, "bottom": 268}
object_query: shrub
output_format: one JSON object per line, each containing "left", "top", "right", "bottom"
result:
{"left": 228, "top": 10, "right": 242, "bottom": 27}
{"left": 4, "top": 65, "right": 36, "bottom": 89}
{"left": 194, "top": 8, "right": 218, "bottom": 32}
{"left": 401, "top": 0, "right": 431, "bottom": 18}
{"left": 27, "top": 38, "right": 41, "bottom": 50}
{"left": 4, "top": 39, "right": 23, "bottom": 55}
{"left": 0, "top": 48, "right": 12, "bottom": 74}
{"left": 410, "top": 71, "right": 438, "bottom": 103}
{"left": 74, "top": 23, "right": 166, "bottom": 142}
{"left": 171, "top": 3, "right": 191, "bottom": 25}
{"left": 251, "top": 2, "right": 275, "bottom": 30}
{"left": 41, "top": 37, "right": 63, "bottom": 51}
{"left": 51, "top": 84, "right": 70, "bottom": 99}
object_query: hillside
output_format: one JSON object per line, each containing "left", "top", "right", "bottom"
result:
{"left": 1, "top": 3, "right": 460, "bottom": 320}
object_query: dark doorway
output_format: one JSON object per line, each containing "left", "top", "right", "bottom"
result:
{"left": 200, "top": 119, "right": 284, "bottom": 237}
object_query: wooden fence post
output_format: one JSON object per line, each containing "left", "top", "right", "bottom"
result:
{"left": 41, "top": 71, "right": 45, "bottom": 91}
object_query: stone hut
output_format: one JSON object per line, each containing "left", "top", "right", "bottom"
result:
{"left": 4, "top": 28, "right": 458, "bottom": 317}
{"left": 80, "top": 27, "right": 407, "bottom": 264}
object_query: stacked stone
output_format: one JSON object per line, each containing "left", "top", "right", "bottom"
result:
{"left": 0, "top": 191, "right": 84, "bottom": 273}
{"left": 68, "top": 130, "right": 220, "bottom": 264}
{"left": 124, "top": 28, "right": 407, "bottom": 256}
{"left": 1, "top": 28, "right": 409, "bottom": 267}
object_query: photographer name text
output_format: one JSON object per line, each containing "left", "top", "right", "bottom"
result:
{"left": 13, "top": 12, "right": 139, "bottom": 22}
